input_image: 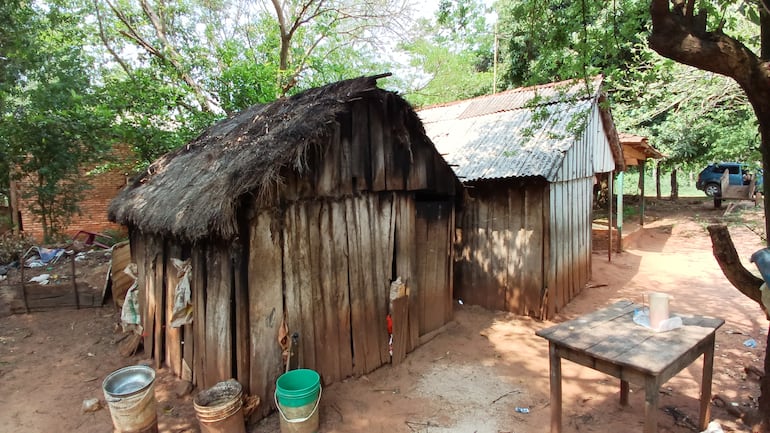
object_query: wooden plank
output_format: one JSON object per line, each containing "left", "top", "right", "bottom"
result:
{"left": 191, "top": 247, "right": 207, "bottom": 389}
{"left": 476, "top": 199, "right": 494, "bottom": 310}
{"left": 382, "top": 96, "right": 404, "bottom": 191}
{"left": 248, "top": 210, "right": 284, "bottom": 418}
{"left": 537, "top": 300, "right": 636, "bottom": 338}
{"left": 351, "top": 100, "right": 371, "bottom": 191}
{"left": 204, "top": 244, "right": 232, "bottom": 387}
{"left": 133, "top": 235, "right": 151, "bottom": 359}
{"left": 110, "top": 241, "right": 132, "bottom": 307}
{"left": 543, "top": 186, "right": 554, "bottom": 320}
{"left": 447, "top": 205, "right": 455, "bottom": 323}
{"left": 141, "top": 236, "right": 158, "bottom": 365}
{"left": 524, "top": 187, "right": 544, "bottom": 316}
{"left": 391, "top": 296, "right": 409, "bottom": 365}
{"left": 345, "top": 197, "right": 367, "bottom": 376}
{"left": 233, "top": 237, "right": 250, "bottom": 390}
{"left": 165, "top": 244, "right": 182, "bottom": 377}
{"left": 407, "top": 143, "right": 428, "bottom": 191}
{"left": 331, "top": 201, "right": 353, "bottom": 378}
{"left": 296, "top": 203, "right": 317, "bottom": 371}
{"left": 307, "top": 201, "right": 330, "bottom": 379}
{"left": 369, "top": 102, "right": 387, "bottom": 191}
{"left": 283, "top": 205, "right": 301, "bottom": 372}
{"left": 318, "top": 202, "right": 341, "bottom": 384}
{"left": 376, "top": 194, "right": 395, "bottom": 362}
{"left": 506, "top": 187, "right": 523, "bottom": 314}
{"left": 414, "top": 203, "right": 430, "bottom": 334}
{"left": 359, "top": 196, "right": 381, "bottom": 372}
{"left": 405, "top": 197, "right": 420, "bottom": 352}
{"left": 317, "top": 129, "right": 340, "bottom": 196}
{"left": 9, "top": 283, "right": 101, "bottom": 310}
{"left": 338, "top": 114, "right": 354, "bottom": 195}
{"left": 153, "top": 241, "right": 165, "bottom": 370}
{"left": 417, "top": 202, "right": 448, "bottom": 334}
{"left": 457, "top": 199, "right": 480, "bottom": 307}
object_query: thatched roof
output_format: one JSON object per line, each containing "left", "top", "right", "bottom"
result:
{"left": 109, "top": 74, "right": 424, "bottom": 243}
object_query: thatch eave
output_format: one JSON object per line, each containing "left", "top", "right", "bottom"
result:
{"left": 108, "top": 74, "right": 427, "bottom": 243}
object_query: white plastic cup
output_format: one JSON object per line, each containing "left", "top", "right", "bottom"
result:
{"left": 648, "top": 292, "right": 670, "bottom": 330}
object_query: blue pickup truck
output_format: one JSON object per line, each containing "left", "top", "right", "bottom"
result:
{"left": 696, "top": 162, "right": 763, "bottom": 197}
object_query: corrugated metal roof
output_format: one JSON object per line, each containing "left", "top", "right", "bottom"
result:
{"left": 420, "top": 77, "right": 602, "bottom": 182}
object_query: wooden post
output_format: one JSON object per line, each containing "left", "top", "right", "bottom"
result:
{"left": 616, "top": 171, "right": 624, "bottom": 252}
{"left": 548, "top": 342, "right": 562, "bottom": 433}
{"left": 644, "top": 375, "right": 660, "bottom": 433}
{"left": 9, "top": 179, "right": 20, "bottom": 235}
{"left": 620, "top": 379, "right": 629, "bottom": 406}
{"left": 639, "top": 160, "right": 646, "bottom": 227}
{"left": 20, "top": 252, "right": 29, "bottom": 313}
{"left": 698, "top": 336, "right": 716, "bottom": 430}
{"left": 71, "top": 253, "right": 79, "bottom": 309}
{"left": 608, "top": 171, "right": 613, "bottom": 262}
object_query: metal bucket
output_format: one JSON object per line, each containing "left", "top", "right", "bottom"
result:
{"left": 193, "top": 379, "right": 246, "bottom": 433}
{"left": 102, "top": 365, "right": 158, "bottom": 433}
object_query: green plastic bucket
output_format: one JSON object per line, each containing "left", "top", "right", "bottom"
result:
{"left": 275, "top": 369, "right": 321, "bottom": 433}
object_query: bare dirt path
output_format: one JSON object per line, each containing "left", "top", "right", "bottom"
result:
{"left": 0, "top": 197, "right": 767, "bottom": 433}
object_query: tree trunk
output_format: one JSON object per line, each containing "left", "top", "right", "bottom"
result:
{"left": 670, "top": 167, "right": 678, "bottom": 200}
{"left": 650, "top": 1, "right": 770, "bottom": 428}
{"left": 656, "top": 161, "right": 662, "bottom": 199}
{"left": 707, "top": 225, "right": 769, "bottom": 431}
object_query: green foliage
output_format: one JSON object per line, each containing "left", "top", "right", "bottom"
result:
{"left": 496, "top": 0, "right": 652, "bottom": 88}
{"left": 398, "top": 0, "right": 494, "bottom": 106}
{"left": 0, "top": 1, "right": 117, "bottom": 241}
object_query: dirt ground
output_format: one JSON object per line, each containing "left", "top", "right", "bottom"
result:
{"left": 0, "top": 197, "right": 768, "bottom": 433}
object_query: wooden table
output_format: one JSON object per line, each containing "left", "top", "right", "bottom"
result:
{"left": 535, "top": 300, "right": 724, "bottom": 433}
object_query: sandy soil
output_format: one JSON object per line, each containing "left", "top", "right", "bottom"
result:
{"left": 0, "top": 197, "right": 768, "bottom": 433}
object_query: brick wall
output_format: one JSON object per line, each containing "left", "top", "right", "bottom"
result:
{"left": 15, "top": 145, "right": 133, "bottom": 242}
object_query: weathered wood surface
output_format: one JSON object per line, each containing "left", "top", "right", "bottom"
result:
{"left": 719, "top": 169, "right": 756, "bottom": 200}
{"left": 415, "top": 201, "right": 453, "bottom": 335}
{"left": 536, "top": 301, "right": 724, "bottom": 375}
{"left": 204, "top": 244, "right": 233, "bottom": 388}
{"left": 164, "top": 244, "right": 182, "bottom": 377}
{"left": 391, "top": 295, "right": 409, "bottom": 365}
{"left": 8, "top": 282, "right": 102, "bottom": 312}
{"left": 191, "top": 247, "right": 207, "bottom": 389}
{"left": 232, "top": 237, "right": 250, "bottom": 391}
{"left": 540, "top": 300, "right": 722, "bottom": 433}
{"left": 455, "top": 181, "right": 554, "bottom": 318}
{"left": 110, "top": 241, "right": 132, "bottom": 307}
{"left": 120, "top": 94, "right": 461, "bottom": 422}
{"left": 248, "top": 211, "right": 284, "bottom": 417}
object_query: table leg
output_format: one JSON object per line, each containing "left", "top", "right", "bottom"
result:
{"left": 698, "top": 336, "right": 715, "bottom": 430}
{"left": 549, "top": 342, "right": 562, "bottom": 433}
{"left": 644, "top": 376, "right": 659, "bottom": 433}
{"left": 620, "top": 379, "right": 629, "bottom": 406}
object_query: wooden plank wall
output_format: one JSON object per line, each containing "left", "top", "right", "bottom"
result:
{"left": 128, "top": 94, "right": 458, "bottom": 420}
{"left": 283, "top": 194, "right": 395, "bottom": 384}
{"left": 415, "top": 200, "right": 454, "bottom": 334}
{"left": 454, "top": 181, "right": 549, "bottom": 318}
{"left": 282, "top": 94, "right": 455, "bottom": 201}
{"left": 548, "top": 177, "right": 593, "bottom": 314}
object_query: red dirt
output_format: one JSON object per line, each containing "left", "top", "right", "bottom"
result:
{"left": 0, "top": 197, "right": 767, "bottom": 433}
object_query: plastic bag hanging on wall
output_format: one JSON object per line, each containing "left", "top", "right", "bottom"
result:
{"left": 121, "top": 263, "right": 143, "bottom": 335}
{"left": 170, "top": 258, "right": 193, "bottom": 327}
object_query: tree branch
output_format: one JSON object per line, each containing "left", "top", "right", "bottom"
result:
{"left": 707, "top": 225, "right": 764, "bottom": 309}
{"left": 94, "top": 0, "right": 133, "bottom": 78}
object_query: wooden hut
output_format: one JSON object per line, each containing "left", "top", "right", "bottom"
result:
{"left": 108, "top": 75, "right": 458, "bottom": 419}
{"left": 419, "top": 77, "right": 623, "bottom": 320}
